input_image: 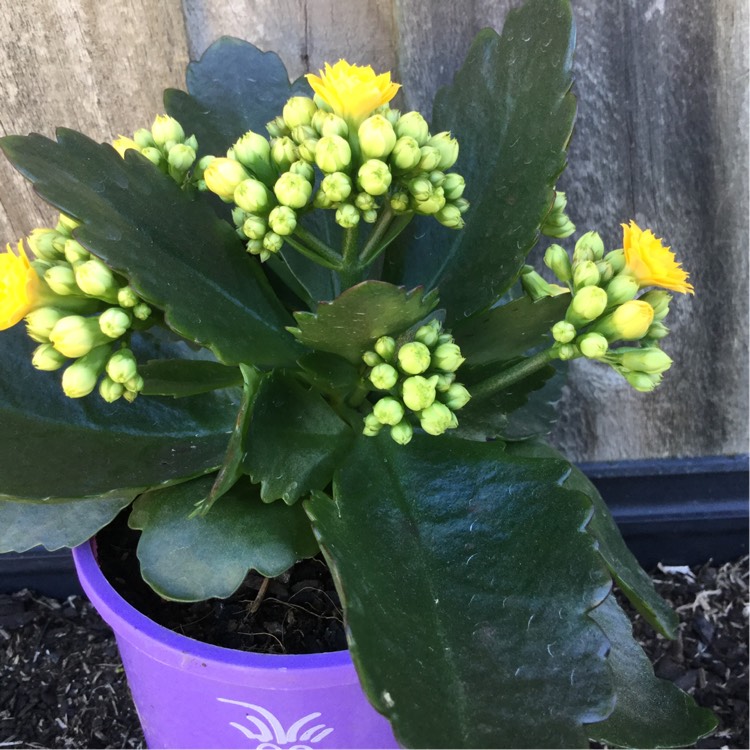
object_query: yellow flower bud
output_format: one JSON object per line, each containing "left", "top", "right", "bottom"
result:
{"left": 32, "top": 343, "right": 67, "bottom": 371}
{"left": 402, "top": 375, "right": 438, "bottom": 411}
{"left": 315, "top": 135, "right": 352, "bottom": 173}
{"left": 274, "top": 173, "right": 312, "bottom": 209}
{"left": 395, "top": 111, "right": 430, "bottom": 146}
{"left": 151, "top": 115, "right": 185, "bottom": 147}
{"left": 578, "top": 332, "right": 609, "bottom": 359}
{"left": 358, "top": 115, "right": 397, "bottom": 160}
{"left": 25, "top": 307, "right": 65, "bottom": 342}
{"left": 593, "top": 300, "right": 655, "bottom": 341}
{"left": 374, "top": 336, "right": 396, "bottom": 360}
{"left": 234, "top": 178, "right": 273, "bottom": 213}
{"left": 618, "top": 347, "right": 672, "bottom": 375}
{"left": 106, "top": 348, "right": 138, "bottom": 384}
{"left": 61, "top": 345, "right": 110, "bottom": 399}
{"left": 99, "top": 376, "right": 125, "bottom": 403}
{"left": 419, "top": 401, "right": 454, "bottom": 436}
{"left": 75, "top": 259, "right": 117, "bottom": 299}
{"left": 398, "top": 341, "right": 432, "bottom": 374}
{"left": 204, "top": 158, "right": 251, "bottom": 201}
{"left": 283, "top": 97, "right": 318, "bottom": 130}
{"left": 373, "top": 397, "right": 405, "bottom": 426}
{"left": 50, "top": 315, "right": 112, "bottom": 357}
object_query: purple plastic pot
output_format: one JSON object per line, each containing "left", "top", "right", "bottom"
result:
{"left": 72, "top": 540, "right": 399, "bottom": 749}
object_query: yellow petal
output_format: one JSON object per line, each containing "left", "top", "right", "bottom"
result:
{"left": 0, "top": 240, "right": 41, "bottom": 330}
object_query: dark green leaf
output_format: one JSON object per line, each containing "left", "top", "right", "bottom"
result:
{"left": 244, "top": 373, "right": 353, "bottom": 504}
{"left": 0, "top": 129, "right": 302, "bottom": 367}
{"left": 290, "top": 281, "right": 438, "bottom": 364}
{"left": 388, "top": 0, "right": 576, "bottom": 321}
{"left": 297, "top": 351, "right": 361, "bottom": 398}
{"left": 306, "top": 434, "right": 613, "bottom": 749}
{"left": 505, "top": 439, "right": 679, "bottom": 638}
{"left": 587, "top": 595, "right": 717, "bottom": 747}
{"left": 129, "top": 475, "right": 319, "bottom": 601}
{"left": 0, "top": 491, "right": 137, "bottom": 552}
{"left": 140, "top": 360, "right": 243, "bottom": 397}
{"left": 0, "top": 326, "right": 234, "bottom": 499}
{"left": 455, "top": 294, "right": 570, "bottom": 367}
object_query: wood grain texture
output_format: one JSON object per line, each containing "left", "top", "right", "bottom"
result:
{"left": 0, "top": 0, "right": 190, "bottom": 241}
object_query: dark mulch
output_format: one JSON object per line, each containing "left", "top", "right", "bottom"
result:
{"left": 0, "top": 556, "right": 746, "bottom": 749}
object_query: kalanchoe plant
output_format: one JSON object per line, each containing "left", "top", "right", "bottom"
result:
{"left": 0, "top": 0, "right": 716, "bottom": 747}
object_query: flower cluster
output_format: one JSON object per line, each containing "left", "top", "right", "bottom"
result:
{"left": 361, "top": 320, "right": 471, "bottom": 444}
{"left": 542, "top": 221, "right": 693, "bottom": 391}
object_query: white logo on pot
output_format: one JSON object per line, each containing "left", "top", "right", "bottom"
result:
{"left": 217, "top": 698, "right": 334, "bottom": 749}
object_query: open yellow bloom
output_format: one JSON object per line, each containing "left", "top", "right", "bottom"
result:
{"left": 112, "top": 136, "right": 141, "bottom": 158}
{"left": 0, "top": 241, "right": 42, "bottom": 330}
{"left": 622, "top": 220, "right": 694, "bottom": 294}
{"left": 306, "top": 60, "right": 400, "bottom": 125}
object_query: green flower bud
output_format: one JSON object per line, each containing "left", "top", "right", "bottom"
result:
{"left": 390, "top": 191, "right": 410, "bottom": 213}
{"left": 578, "top": 332, "right": 609, "bottom": 359}
{"left": 605, "top": 249, "right": 626, "bottom": 275}
{"left": 419, "top": 401, "right": 454, "bottom": 436}
{"left": 363, "top": 412, "right": 383, "bottom": 436}
{"left": 273, "top": 172, "right": 312, "bottom": 209}
{"left": 413, "top": 189, "right": 446, "bottom": 216}
{"left": 362, "top": 209, "right": 378, "bottom": 223}
{"left": 117, "top": 286, "right": 139, "bottom": 308}
{"left": 398, "top": 341, "right": 432, "bottom": 374}
{"left": 390, "top": 420, "right": 414, "bottom": 445}
{"left": 63, "top": 239, "right": 90, "bottom": 265}
{"left": 133, "top": 128, "right": 155, "bottom": 149}
{"left": 314, "top": 135, "right": 350, "bottom": 173}
{"left": 389, "top": 136, "right": 421, "bottom": 171}
{"left": 354, "top": 192, "right": 377, "bottom": 212}
{"left": 395, "top": 111, "right": 430, "bottom": 146}
{"left": 25, "top": 307, "right": 65, "bottom": 342}
{"left": 573, "top": 260, "right": 600, "bottom": 290}
{"left": 606, "top": 273, "right": 640, "bottom": 307}
{"left": 565, "top": 286, "right": 608, "bottom": 325}
{"left": 374, "top": 335, "right": 396, "bottom": 360}
{"left": 369, "top": 363, "right": 399, "bottom": 390}
{"left": 193, "top": 154, "right": 215, "bottom": 182}
{"left": 266, "top": 116, "right": 290, "bottom": 138}
{"left": 263, "top": 232, "right": 284, "bottom": 254}
{"left": 335, "top": 204, "right": 360, "bottom": 229}
{"left": 408, "top": 176, "right": 432, "bottom": 202}
{"left": 270, "top": 136, "right": 298, "bottom": 171}
{"left": 99, "top": 375, "right": 125, "bottom": 403}
{"left": 618, "top": 347, "right": 673, "bottom": 375}
{"left": 359, "top": 115, "right": 397, "bottom": 160}
{"left": 56, "top": 214, "right": 80, "bottom": 235}
{"left": 442, "top": 173, "right": 465, "bottom": 201}
{"left": 291, "top": 125, "right": 318, "bottom": 144}
{"left": 646, "top": 321, "right": 669, "bottom": 340}
{"left": 521, "top": 267, "right": 568, "bottom": 302}
{"left": 557, "top": 343, "right": 580, "bottom": 361}
{"left": 243, "top": 214, "right": 267, "bottom": 241}
{"left": 402, "top": 374, "right": 438, "bottom": 411}
{"left": 432, "top": 342, "right": 465, "bottom": 372}
{"left": 295, "top": 138, "right": 318, "bottom": 163}
{"left": 106, "top": 348, "right": 138, "bottom": 384}
{"left": 268, "top": 206, "right": 297, "bottom": 236}
{"left": 428, "top": 171, "right": 445, "bottom": 187}
{"left": 133, "top": 303, "right": 152, "bottom": 321}
{"left": 167, "top": 143, "right": 196, "bottom": 172}
{"left": 442, "top": 383, "right": 471, "bottom": 410}
{"left": 246, "top": 239, "right": 264, "bottom": 256}
{"left": 317, "top": 112, "right": 349, "bottom": 138}
{"left": 414, "top": 323, "right": 439, "bottom": 348}
{"left": 122, "top": 388, "right": 139, "bottom": 403}
{"left": 98, "top": 307, "right": 131, "bottom": 338}
{"left": 151, "top": 115, "right": 184, "bottom": 147}
{"left": 125, "top": 374, "right": 145, "bottom": 393}
{"left": 551, "top": 320, "right": 576, "bottom": 343}
{"left": 27, "top": 228, "right": 63, "bottom": 261}
{"left": 75, "top": 259, "right": 117, "bottom": 299}
{"left": 418, "top": 145, "right": 442, "bottom": 172}
{"left": 290, "top": 160, "right": 315, "bottom": 182}
{"left": 204, "top": 158, "right": 251, "bottom": 201}
{"left": 313, "top": 189, "right": 334, "bottom": 209}
{"left": 32, "top": 343, "right": 67, "bottom": 371}
{"left": 185, "top": 134, "right": 198, "bottom": 152}
{"left": 623, "top": 370, "right": 661, "bottom": 392}
{"left": 453, "top": 197, "right": 470, "bottom": 214}
{"left": 543, "top": 217, "right": 576, "bottom": 239}
{"left": 50, "top": 315, "right": 111, "bottom": 358}
{"left": 358, "top": 159, "right": 392, "bottom": 196}
{"left": 321, "top": 172, "right": 353, "bottom": 203}
{"left": 544, "top": 244, "right": 572, "bottom": 283}
{"left": 62, "top": 345, "right": 110, "bottom": 399}
{"left": 140, "top": 147, "right": 163, "bottom": 167}
{"left": 574, "top": 231, "right": 605, "bottom": 262}
{"left": 427, "top": 132, "right": 459, "bottom": 170}
{"left": 45, "top": 264, "right": 79, "bottom": 296}
{"left": 435, "top": 204, "right": 464, "bottom": 229}
{"left": 435, "top": 372, "right": 455, "bottom": 392}
{"left": 373, "top": 397, "right": 405, "bottom": 426}
{"left": 639, "top": 290, "right": 672, "bottom": 321}
{"left": 283, "top": 97, "right": 318, "bottom": 129}
{"left": 362, "top": 350, "right": 382, "bottom": 367}
{"left": 592, "top": 300, "right": 655, "bottom": 341}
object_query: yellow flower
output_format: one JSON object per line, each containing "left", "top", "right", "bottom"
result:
{"left": 306, "top": 60, "right": 400, "bottom": 125}
{"left": 112, "top": 136, "right": 141, "bottom": 158}
{"left": 622, "top": 221, "right": 694, "bottom": 294}
{"left": 0, "top": 241, "right": 42, "bottom": 330}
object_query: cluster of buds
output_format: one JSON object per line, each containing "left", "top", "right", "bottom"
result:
{"left": 541, "top": 191, "right": 575, "bottom": 239}
{"left": 543, "top": 231, "right": 675, "bottom": 391}
{"left": 24, "top": 215, "right": 150, "bottom": 402}
{"left": 361, "top": 320, "right": 471, "bottom": 444}
{"left": 113, "top": 115, "right": 197, "bottom": 185}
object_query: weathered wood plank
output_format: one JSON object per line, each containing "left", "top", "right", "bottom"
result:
{"left": 0, "top": 0, "right": 190, "bottom": 241}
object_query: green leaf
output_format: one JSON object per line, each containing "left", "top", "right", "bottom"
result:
{"left": 505, "top": 439, "right": 679, "bottom": 638}
{"left": 455, "top": 294, "right": 570, "bottom": 367}
{"left": 0, "top": 129, "right": 302, "bottom": 367}
{"left": 290, "top": 281, "right": 438, "bottom": 364}
{"left": 388, "top": 0, "right": 576, "bottom": 321}
{"left": 244, "top": 373, "right": 353, "bottom": 504}
{"left": 0, "top": 491, "right": 137, "bottom": 552}
{"left": 140, "top": 360, "right": 243, "bottom": 397}
{"left": 587, "top": 595, "right": 717, "bottom": 748}
{"left": 297, "top": 351, "right": 361, "bottom": 398}
{"left": 0, "top": 326, "right": 235, "bottom": 499}
{"left": 306, "top": 434, "right": 614, "bottom": 749}
{"left": 129, "top": 475, "right": 319, "bottom": 601}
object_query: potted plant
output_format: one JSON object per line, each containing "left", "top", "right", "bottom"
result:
{"left": 0, "top": 0, "right": 719, "bottom": 747}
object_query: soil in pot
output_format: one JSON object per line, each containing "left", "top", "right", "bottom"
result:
{"left": 95, "top": 509, "right": 347, "bottom": 655}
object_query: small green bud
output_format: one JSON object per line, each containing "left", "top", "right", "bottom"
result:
{"left": 435, "top": 204, "right": 464, "bottom": 229}
{"left": 312, "top": 110, "right": 346, "bottom": 138}
{"left": 268, "top": 206, "right": 297, "bottom": 236}
{"left": 315, "top": 135, "right": 351, "bottom": 173}
{"left": 574, "top": 231, "right": 605, "bottom": 262}
{"left": 402, "top": 375, "right": 438, "bottom": 411}
{"left": 273, "top": 172, "right": 312, "bottom": 209}
{"left": 354, "top": 192, "right": 377, "bottom": 212}
{"left": 358, "top": 115, "right": 397, "bottom": 160}
{"left": 106, "top": 348, "right": 138, "bottom": 384}
{"left": 362, "top": 350, "right": 382, "bottom": 367}
{"left": 552, "top": 320, "right": 577, "bottom": 343}
{"left": 395, "top": 111, "right": 429, "bottom": 146}
{"left": 32, "top": 343, "right": 67, "bottom": 371}
{"left": 390, "top": 420, "right": 414, "bottom": 445}
{"left": 390, "top": 191, "right": 411, "bottom": 213}
{"left": 374, "top": 336, "right": 396, "bottom": 360}
{"left": 389, "top": 136, "right": 421, "bottom": 171}
{"left": 557, "top": 343, "right": 580, "bottom": 361}
{"left": 242, "top": 214, "right": 267, "bottom": 241}
{"left": 117, "top": 286, "right": 139, "bottom": 308}
{"left": 432, "top": 342, "right": 465, "bottom": 373}
{"left": 418, "top": 145, "right": 442, "bottom": 172}
{"left": 27, "top": 229, "right": 63, "bottom": 261}
{"left": 335, "top": 204, "right": 360, "bottom": 229}
{"left": 132, "top": 303, "right": 151, "bottom": 321}
{"left": 566, "top": 286, "right": 608, "bottom": 325}
{"left": 184, "top": 134, "right": 198, "bottom": 152}
{"left": 408, "top": 176, "right": 432, "bottom": 202}
{"left": 167, "top": 143, "right": 196, "bottom": 172}
{"left": 414, "top": 324, "right": 439, "bottom": 348}
{"left": 204, "top": 158, "right": 251, "bottom": 201}
{"left": 133, "top": 128, "right": 155, "bottom": 149}
{"left": 419, "top": 401, "right": 454, "bottom": 436}
{"left": 62, "top": 345, "right": 110, "bottom": 399}
{"left": 363, "top": 209, "right": 378, "bottom": 223}
{"left": 63, "top": 239, "right": 89, "bottom": 265}
{"left": 25, "top": 307, "right": 65, "bottom": 342}
{"left": 56, "top": 214, "right": 80, "bottom": 235}
{"left": 98, "top": 307, "right": 132, "bottom": 338}
{"left": 193, "top": 154, "right": 215, "bottom": 181}
{"left": 125, "top": 374, "right": 145, "bottom": 393}
{"left": 373, "top": 397, "right": 405, "bottom": 426}
{"left": 427, "top": 132, "right": 459, "bottom": 170}
{"left": 369, "top": 363, "right": 399, "bottom": 390}
{"left": 283, "top": 97, "right": 318, "bottom": 129}
{"left": 363, "top": 412, "right": 383, "bottom": 436}
{"left": 295, "top": 138, "right": 318, "bottom": 163}
{"left": 618, "top": 347, "right": 673, "bottom": 375}
{"left": 358, "top": 159, "right": 392, "bottom": 196}
{"left": 50, "top": 315, "right": 111, "bottom": 358}
{"left": 291, "top": 125, "right": 317, "bottom": 144}
{"left": 521, "top": 267, "right": 568, "bottom": 302}
{"left": 151, "top": 115, "right": 184, "bottom": 147}
{"left": 646, "top": 321, "right": 669, "bottom": 340}
{"left": 270, "top": 136, "right": 298, "bottom": 171}
{"left": 442, "top": 173, "right": 465, "bottom": 201}
{"left": 289, "top": 160, "right": 315, "bottom": 182}
{"left": 573, "top": 260, "right": 601, "bottom": 290}
{"left": 75, "top": 259, "right": 117, "bottom": 299}
{"left": 99, "top": 376, "right": 125, "bottom": 403}
{"left": 639, "top": 290, "right": 672, "bottom": 321}
{"left": 45, "top": 264, "right": 79, "bottom": 296}
{"left": 313, "top": 189, "right": 334, "bottom": 209}
{"left": 413, "top": 188, "right": 446, "bottom": 216}
{"left": 544, "top": 244, "right": 572, "bottom": 283}
{"left": 605, "top": 249, "right": 626, "bottom": 275}
{"left": 606, "top": 273, "right": 640, "bottom": 307}
{"left": 442, "top": 383, "right": 471, "bottom": 410}
{"left": 266, "top": 116, "right": 290, "bottom": 139}
{"left": 578, "top": 332, "right": 609, "bottom": 359}
{"left": 623, "top": 370, "right": 661, "bottom": 392}
{"left": 122, "top": 388, "right": 139, "bottom": 403}
{"left": 398, "top": 341, "right": 432, "bottom": 374}
{"left": 321, "top": 172, "right": 353, "bottom": 203}
{"left": 435, "top": 372, "right": 455, "bottom": 392}
{"left": 453, "top": 197, "right": 470, "bottom": 214}
{"left": 263, "top": 232, "right": 284, "bottom": 254}
{"left": 246, "top": 239, "right": 264, "bottom": 257}
{"left": 141, "top": 147, "right": 163, "bottom": 167}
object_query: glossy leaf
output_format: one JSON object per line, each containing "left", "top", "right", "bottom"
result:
{"left": 505, "top": 439, "right": 679, "bottom": 638}
{"left": 0, "top": 326, "right": 235, "bottom": 499}
{"left": 0, "top": 129, "right": 302, "bottom": 367}
{"left": 297, "top": 351, "right": 361, "bottom": 398}
{"left": 587, "top": 595, "right": 717, "bottom": 747}
{"left": 388, "top": 0, "right": 576, "bottom": 322}
{"left": 129, "top": 475, "right": 319, "bottom": 601}
{"left": 290, "top": 282, "right": 438, "bottom": 364}
{"left": 0, "top": 491, "right": 138, "bottom": 552}
{"left": 306, "top": 434, "right": 614, "bottom": 749}
{"left": 244, "top": 373, "right": 353, "bottom": 504}
{"left": 140, "top": 360, "right": 243, "bottom": 397}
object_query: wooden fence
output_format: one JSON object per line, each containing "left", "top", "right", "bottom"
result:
{"left": 0, "top": 0, "right": 747, "bottom": 462}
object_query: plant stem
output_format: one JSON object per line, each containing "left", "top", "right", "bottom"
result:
{"left": 291, "top": 226, "right": 343, "bottom": 268}
{"left": 470, "top": 347, "right": 560, "bottom": 402}
{"left": 339, "top": 225, "right": 361, "bottom": 289}
{"left": 286, "top": 233, "right": 342, "bottom": 271}
{"left": 358, "top": 205, "right": 394, "bottom": 265}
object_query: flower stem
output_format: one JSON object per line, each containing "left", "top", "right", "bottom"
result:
{"left": 470, "top": 347, "right": 560, "bottom": 402}
{"left": 286, "top": 233, "right": 342, "bottom": 271}
{"left": 359, "top": 205, "right": 394, "bottom": 265}
{"left": 291, "top": 226, "right": 343, "bottom": 269}
{"left": 339, "top": 225, "right": 361, "bottom": 289}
